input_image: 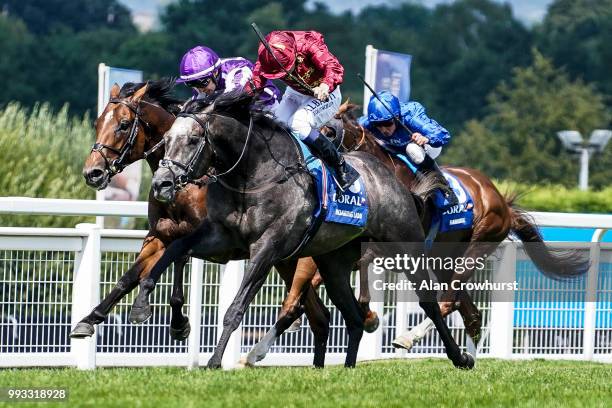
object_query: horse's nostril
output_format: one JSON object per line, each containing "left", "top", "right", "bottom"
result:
{"left": 88, "top": 168, "right": 104, "bottom": 181}
{"left": 153, "top": 179, "right": 174, "bottom": 191}
{"left": 160, "top": 180, "right": 173, "bottom": 190}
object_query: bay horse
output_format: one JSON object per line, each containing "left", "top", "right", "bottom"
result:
{"left": 73, "top": 80, "right": 333, "bottom": 366}
{"left": 335, "top": 102, "right": 589, "bottom": 350}
{"left": 140, "top": 91, "right": 475, "bottom": 369}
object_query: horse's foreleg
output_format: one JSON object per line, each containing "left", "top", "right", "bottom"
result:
{"left": 411, "top": 265, "right": 474, "bottom": 369}
{"left": 130, "top": 228, "right": 203, "bottom": 324}
{"left": 314, "top": 243, "right": 365, "bottom": 368}
{"left": 70, "top": 235, "right": 164, "bottom": 337}
{"left": 243, "top": 257, "right": 330, "bottom": 367}
{"left": 207, "top": 239, "right": 278, "bottom": 369}
{"left": 169, "top": 256, "right": 190, "bottom": 341}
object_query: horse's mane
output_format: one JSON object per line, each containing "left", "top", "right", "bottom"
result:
{"left": 182, "top": 89, "right": 290, "bottom": 134}
{"left": 119, "top": 78, "right": 182, "bottom": 115}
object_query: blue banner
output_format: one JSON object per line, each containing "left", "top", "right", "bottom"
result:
{"left": 374, "top": 50, "right": 412, "bottom": 101}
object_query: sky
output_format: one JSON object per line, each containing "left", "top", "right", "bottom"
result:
{"left": 118, "top": 0, "right": 555, "bottom": 31}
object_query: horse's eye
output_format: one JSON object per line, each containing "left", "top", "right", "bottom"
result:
{"left": 119, "top": 119, "right": 130, "bottom": 130}
{"left": 187, "top": 136, "right": 199, "bottom": 146}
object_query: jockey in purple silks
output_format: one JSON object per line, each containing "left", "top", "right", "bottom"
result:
{"left": 176, "top": 46, "right": 280, "bottom": 109}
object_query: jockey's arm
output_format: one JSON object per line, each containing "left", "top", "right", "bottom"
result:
{"left": 305, "top": 32, "right": 344, "bottom": 92}
{"left": 402, "top": 102, "right": 450, "bottom": 148}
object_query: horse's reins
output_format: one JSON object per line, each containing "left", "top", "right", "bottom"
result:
{"left": 159, "top": 111, "right": 257, "bottom": 190}
{"left": 341, "top": 125, "right": 366, "bottom": 152}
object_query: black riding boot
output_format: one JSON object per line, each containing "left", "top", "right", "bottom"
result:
{"left": 418, "top": 155, "right": 459, "bottom": 207}
{"left": 307, "top": 133, "right": 360, "bottom": 191}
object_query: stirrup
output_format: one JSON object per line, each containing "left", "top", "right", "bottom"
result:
{"left": 335, "top": 161, "right": 359, "bottom": 192}
{"left": 443, "top": 190, "right": 459, "bottom": 207}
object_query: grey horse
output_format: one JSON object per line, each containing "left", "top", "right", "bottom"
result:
{"left": 136, "top": 91, "right": 474, "bottom": 369}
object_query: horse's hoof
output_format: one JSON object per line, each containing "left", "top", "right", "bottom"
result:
{"left": 70, "top": 322, "right": 95, "bottom": 338}
{"left": 129, "top": 304, "right": 152, "bottom": 324}
{"left": 391, "top": 334, "right": 414, "bottom": 351}
{"left": 206, "top": 359, "right": 222, "bottom": 369}
{"left": 236, "top": 356, "right": 255, "bottom": 369}
{"left": 285, "top": 318, "right": 302, "bottom": 333}
{"left": 454, "top": 352, "right": 475, "bottom": 370}
{"left": 170, "top": 320, "right": 191, "bottom": 341}
{"left": 364, "top": 311, "right": 380, "bottom": 333}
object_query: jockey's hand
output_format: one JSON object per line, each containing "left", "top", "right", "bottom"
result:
{"left": 313, "top": 83, "right": 330, "bottom": 101}
{"left": 411, "top": 132, "right": 429, "bottom": 146}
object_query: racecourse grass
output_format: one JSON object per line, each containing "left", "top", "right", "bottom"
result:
{"left": 0, "top": 359, "right": 610, "bottom": 408}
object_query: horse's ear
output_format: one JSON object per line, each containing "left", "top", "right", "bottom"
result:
{"left": 336, "top": 98, "right": 351, "bottom": 118}
{"left": 131, "top": 83, "right": 149, "bottom": 103}
{"left": 110, "top": 83, "right": 120, "bottom": 98}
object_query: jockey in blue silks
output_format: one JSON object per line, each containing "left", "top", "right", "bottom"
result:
{"left": 358, "top": 91, "right": 458, "bottom": 206}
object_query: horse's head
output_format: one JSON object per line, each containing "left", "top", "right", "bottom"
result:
{"left": 152, "top": 98, "right": 216, "bottom": 203}
{"left": 152, "top": 91, "right": 259, "bottom": 203}
{"left": 83, "top": 79, "right": 178, "bottom": 190}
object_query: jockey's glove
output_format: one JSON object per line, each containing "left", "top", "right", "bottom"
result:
{"left": 313, "top": 83, "right": 330, "bottom": 101}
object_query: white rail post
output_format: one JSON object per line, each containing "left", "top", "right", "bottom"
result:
{"left": 584, "top": 232, "right": 605, "bottom": 360}
{"left": 489, "top": 243, "right": 516, "bottom": 359}
{"left": 394, "top": 285, "right": 411, "bottom": 358}
{"left": 71, "top": 223, "right": 101, "bottom": 370}
{"left": 187, "top": 258, "right": 204, "bottom": 369}
{"left": 218, "top": 260, "right": 245, "bottom": 369}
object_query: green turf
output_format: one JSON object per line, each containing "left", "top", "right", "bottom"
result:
{"left": 0, "top": 359, "right": 610, "bottom": 408}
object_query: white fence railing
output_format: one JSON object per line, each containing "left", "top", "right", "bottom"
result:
{"left": 0, "top": 198, "right": 611, "bottom": 368}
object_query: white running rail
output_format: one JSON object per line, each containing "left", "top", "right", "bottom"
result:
{"left": 0, "top": 198, "right": 610, "bottom": 369}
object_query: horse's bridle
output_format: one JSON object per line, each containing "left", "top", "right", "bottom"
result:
{"left": 159, "top": 112, "right": 255, "bottom": 189}
{"left": 341, "top": 125, "right": 367, "bottom": 152}
{"left": 90, "top": 98, "right": 149, "bottom": 176}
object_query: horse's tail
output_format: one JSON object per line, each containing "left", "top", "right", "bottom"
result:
{"left": 412, "top": 173, "right": 446, "bottom": 203}
{"left": 506, "top": 194, "right": 589, "bottom": 279}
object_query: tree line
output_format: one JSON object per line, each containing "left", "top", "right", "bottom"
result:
{"left": 0, "top": 0, "right": 610, "bottom": 188}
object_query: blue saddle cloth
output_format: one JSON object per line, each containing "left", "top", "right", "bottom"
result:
{"left": 293, "top": 137, "right": 368, "bottom": 227}
{"left": 395, "top": 153, "right": 473, "bottom": 233}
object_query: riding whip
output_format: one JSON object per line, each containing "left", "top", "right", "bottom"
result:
{"left": 357, "top": 73, "right": 413, "bottom": 136}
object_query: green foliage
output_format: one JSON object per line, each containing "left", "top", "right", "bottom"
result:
{"left": 495, "top": 181, "right": 612, "bottom": 213}
{"left": 416, "top": 0, "right": 533, "bottom": 130}
{"left": 536, "top": 0, "right": 612, "bottom": 99}
{"left": 0, "top": 0, "right": 535, "bottom": 128}
{"left": 0, "top": 0, "right": 610, "bottom": 215}
{"left": 1, "top": 0, "right": 135, "bottom": 35}
{"left": 0, "top": 103, "right": 95, "bottom": 227}
{"left": 443, "top": 50, "right": 611, "bottom": 187}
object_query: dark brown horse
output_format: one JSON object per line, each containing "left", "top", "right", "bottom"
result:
{"left": 72, "top": 80, "right": 333, "bottom": 366}
{"left": 335, "top": 101, "right": 588, "bottom": 349}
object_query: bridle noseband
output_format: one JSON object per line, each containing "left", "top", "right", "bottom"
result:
{"left": 90, "top": 98, "right": 148, "bottom": 176}
{"left": 159, "top": 111, "right": 255, "bottom": 190}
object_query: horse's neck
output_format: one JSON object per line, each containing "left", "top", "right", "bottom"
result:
{"left": 216, "top": 122, "right": 300, "bottom": 188}
{"left": 359, "top": 133, "right": 396, "bottom": 169}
